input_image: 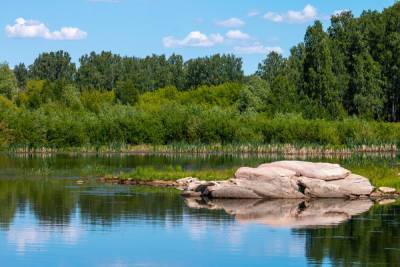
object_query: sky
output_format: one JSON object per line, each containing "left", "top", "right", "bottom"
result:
{"left": 0, "top": 0, "right": 396, "bottom": 74}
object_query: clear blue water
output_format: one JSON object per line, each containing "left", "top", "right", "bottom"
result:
{"left": 0, "top": 154, "right": 399, "bottom": 266}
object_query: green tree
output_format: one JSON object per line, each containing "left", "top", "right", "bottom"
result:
{"left": 256, "top": 51, "right": 286, "bottom": 84}
{"left": 115, "top": 80, "right": 139, "bottom": 105}
{"left": 29, "top": 51, "right": 76, "bottom": 82}
{"left": 303, "top": 21, "right": 344, "bottom": 118}
{"left": 0, "top": 64, "right": 18, "bottom": 99}
{"left": 13, "top": 63, "right": 28, "bottom": 89}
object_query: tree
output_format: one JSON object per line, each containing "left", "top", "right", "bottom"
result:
{"left": 77, "top": 51, "right": 122, "bottom": 90}
{"left": 185, "top": 54, "right": 243, "bottom": 89}
{"left": 0, "top": 64, "right": 18, "bottom": 99}
{"left": 257, "top": 51, "right": 286, "bottom": 84}
{"left": 14, "top": 63, "right": 28, "bottom": 89}
{"left": 352, "top": 52, "right": 384, "bottom": 119}
{"left": 115, "top": 80, "right": 139, "bottom": 105}
{"left": 29, "top": 51, "right": 76, "bottom": 82}
{"left": 303, "top": 21, "right": 343, "bottom": 118}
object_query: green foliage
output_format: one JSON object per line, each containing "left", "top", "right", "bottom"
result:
{"left": 29, "top": 51, "right": 76, "bottom": 82}
{"left": 0, "top": 64, "right": 18, "bottom": 99}
{"left": 115, "top": 80, "right": 139, "bottom": 105}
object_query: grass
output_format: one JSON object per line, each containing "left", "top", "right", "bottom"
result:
{"left": 7, "top": 143, "right": 398, "bottom": 155}
{"left": 348, "top": 165, "right": 400, "bottom": 189}
{"left": 113, "top": 166, "right": 235, "bottom": 181}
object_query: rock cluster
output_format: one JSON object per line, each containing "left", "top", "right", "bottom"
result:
{"left": 178, "top": 161, "right": 376, "bottom": 199}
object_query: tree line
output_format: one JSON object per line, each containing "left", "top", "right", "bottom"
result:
{"left": 1, "top": 3, "right": 400, "bottom": 149}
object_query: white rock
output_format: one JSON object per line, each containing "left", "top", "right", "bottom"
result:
{"left": 235, "top": 166, "right": 297, "bottom": 181}
{"left": 379, "top": 187, "right": 397, "bottom": 194}
{"left": 261, "top": 161, "right": 350, "bottom": 181}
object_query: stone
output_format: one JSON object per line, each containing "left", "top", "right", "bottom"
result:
{"left": 233, "top": 166, "right": 304, "bottom": 199}
{"left": 379, "top": 187, "right": 397, "bottom": 194}
{"left": 378, "top": 199, "right": 396, "bottom": 205}
{"left": 261, "top": 161, "right": 350, "bottom": 181}
{"left": 209, "top": 185, "right": 263, "bottom": 199}
{"left": 235, "top": 166, "right": 297, "bottom": 181}
{"left": 233, "top": 176, "right": 305, "bottom": 199}
{"left": 296, "top": 174, "right": 374, "bottom": 198}
{"left": 179, "top": 161, "right": 375, "bottom": 200}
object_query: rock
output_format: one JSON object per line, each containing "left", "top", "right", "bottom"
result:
{"left": 209, "top": 185, "right": 263, "bottom": 199}
{"left": 378, "top": 199, "right": 396, "bottom": 205}
{"left": 179, "top": 160, "right": 375, "bottom": 200}
{"left": 233, "top": 176, "right": 305, "bottom": 199}
{"left": 235, "top": 166, "right": 297, "bottom": 181}
{"left": 289, "top": 174, "right": 374, "bottom": 198}
{"left": 233, "top": 166, "right": 305, "bottom": 199}
{"left": 297, "top": 176, "right": 347, "bottom": 198}
{"left": 261, "top": 161, "right": 350, "bottom": 181}
{"left": 379, "top": 187, "right": 397, "bottom": 194}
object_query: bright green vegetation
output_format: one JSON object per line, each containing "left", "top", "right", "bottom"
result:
{"left": 115, "top": 166, "right": 236, "bottom": 181}
{"left": 2, "top": 4, "right": 400, "bottom": 151}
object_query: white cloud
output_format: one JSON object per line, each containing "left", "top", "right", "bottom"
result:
{"left": 264, "top": 4, "right": 317, "bottom": 23}
{"left": 264, "top": 12, "right": 284, "bottom": 22}
{"left": 248, "top": 10, "right": 260, "bottom": 17}
{"left": 233, "top": 43, "right": 283, "bottom": 55}
{"left": 5, "top": 17, "right": 87, "bottom": 40}
{"left": 163, "top": 31, "right": 224, "bottom": 48}
{"left": 226, "top": 30, "right": 250, "bottom": 40}
{"left": 216, "top": 17, "right": 245, "bottom": 28}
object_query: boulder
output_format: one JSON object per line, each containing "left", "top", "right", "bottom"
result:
{"left": 179, "top": 161, "right": 375, "bottom": 199}
{"left": 260, "top": 161, "right": 350, "bottom": 181}
{"left": 297, "top": 174, "right": 374, "bottom": 198}
{"left": 235, "top": 166, "right": 297, "bottom": 181}
{"left": 209, "top": 185, "right": 263, "bottom": 199}
{"left": 378, "top": 187, "right": 397, "bottom": 194}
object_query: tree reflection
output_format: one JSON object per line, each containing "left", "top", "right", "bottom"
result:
{"left": 294, "top": 204, "right": 400, "bottom": 265}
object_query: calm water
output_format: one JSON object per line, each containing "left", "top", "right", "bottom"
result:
{"left": 0, "top": 153, "right": 399, "bottom": 267}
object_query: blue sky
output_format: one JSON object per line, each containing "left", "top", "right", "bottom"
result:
{"left": 1, "top": 0, "right": 395, "bottom": 74}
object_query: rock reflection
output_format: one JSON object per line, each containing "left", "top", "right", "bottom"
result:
{"left": 184, "top": 198, "right": 373, "bottom": 228}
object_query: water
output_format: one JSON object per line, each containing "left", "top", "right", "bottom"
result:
{"left": 0, "top": 153, "right": 399, "bottom": 266}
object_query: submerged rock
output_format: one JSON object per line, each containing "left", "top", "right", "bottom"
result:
{"left": 181, "top": 161, "right": 375, "bottom": 199}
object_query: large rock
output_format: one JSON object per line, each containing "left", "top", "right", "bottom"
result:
{"left": 180, "top": 161, "right": 374, "bottom": 199}
{"left": 297, "top": 174, "right": 374, "bottom": 198}
{"left": 260, "top": 161, "right": 350, "bottom": 181}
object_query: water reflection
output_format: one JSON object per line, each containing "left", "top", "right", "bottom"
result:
{"left": 184, "top": 198, "right": 374, "bottom": 228}
{"left": 0, "top": 153, "right": 400, "bottom": 266}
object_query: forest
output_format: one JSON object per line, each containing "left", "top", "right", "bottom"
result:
{"left": 1, "top": 3, "right": 400, "bottom": 151}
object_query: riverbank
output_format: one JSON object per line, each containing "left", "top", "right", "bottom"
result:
{"left": 5, "top": 143, "right": 399, "bottom": 155}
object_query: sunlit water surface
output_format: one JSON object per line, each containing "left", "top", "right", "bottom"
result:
{"left": 0, "top": 154, "right": 399, "bottom": 266}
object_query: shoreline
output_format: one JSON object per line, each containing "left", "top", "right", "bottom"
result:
{"left": 3, "top": 143, "right": 398, "bottom": 156}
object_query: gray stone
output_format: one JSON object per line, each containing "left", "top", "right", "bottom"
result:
{"left": 261, "top": 161, "right": 350, "bottom": 181}
{"left": 379, "top": 187, "right": 397, "bottom": 194}
{"left": 209, "top": 185, "right": 263, "bottom": 199}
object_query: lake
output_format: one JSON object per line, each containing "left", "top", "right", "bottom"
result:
{"left": 0, "top": 153, "right": 399, "bottom": 266}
